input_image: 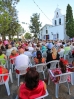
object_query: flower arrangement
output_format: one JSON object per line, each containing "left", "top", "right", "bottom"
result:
{"left": 54, "top": 70, "right": 60, "bottom": 82}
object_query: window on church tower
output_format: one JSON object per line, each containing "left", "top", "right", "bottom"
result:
{"left": 46, "top": 30, "right": 48, "bottom": 34}
{"left": 55, "top": 20, "right": 57, "bottom": 25}
{"left": 57, "top": 33, "right": 59, "bottom": 39}
{"left": 59, "top": 18, "right": 61, "bottom": 25}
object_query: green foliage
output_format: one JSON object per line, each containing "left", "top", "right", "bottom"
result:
{"left": 25, "top": 33, "right": 32, "bottom": 39}
{"left": 66, "top": 4, "right": 74, "bottom": 38}
{"left": 0, "top": 0, "right": 20, "bottom": 39}
{"left": 29, "top": 13, "right": 41, "bottom": 37}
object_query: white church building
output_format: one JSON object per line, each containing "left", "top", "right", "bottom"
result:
{"left": 38, "top": 8, "right": 69, "bottom": 40}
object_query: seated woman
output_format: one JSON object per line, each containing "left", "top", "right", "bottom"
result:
{"left": 0, "top": 49, "right": 7, "bottom": 65}
{"left": 46, "top": 47, "right": 60, "bottom": 68}
{"left": 0, "top": 66, "right": 8, "bottom": 81}
{"left": 18, "top": 67, "right": 46, "bottom": 99}
{"left": 9, "top": 50, "right": 19, "bottom": 64}
{"left": 34, "top": 50, "right": 46, "bottom": 64}
{"left": 50, "top": 60, "right": 69, "bottom": 83}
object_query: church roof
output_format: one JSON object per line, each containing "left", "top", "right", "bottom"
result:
{"left": 55, "top": 8, "right": 61, "bottom": 12}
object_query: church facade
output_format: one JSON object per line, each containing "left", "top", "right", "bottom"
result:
{"left": 38, "top": 8, "right": 69, "bottom": 40}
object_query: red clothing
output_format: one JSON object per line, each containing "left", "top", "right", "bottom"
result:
{"left": 9, "top": 53, "right": 19, "bottom": 64}
{"left": 19, "top": 80, "right": 45, "bottom": 99}
{"left": 0, "top": 66, "right": 8, "bottom": 81}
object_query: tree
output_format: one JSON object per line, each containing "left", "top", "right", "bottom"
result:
{"left": 25, "top": 33, "right": 32, "bottom": 39}
{"left": 29, "top": 13, "right": 41, "bottom": 37}
{"left": 66, "top": 4, "right": 74, "bottom": 38}
{"left": 0, "top": 0, "right": 20, "bottom": 39}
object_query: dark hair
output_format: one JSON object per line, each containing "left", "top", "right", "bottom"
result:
{"left": 72, "top": 43, "right": 74, "bottom": 46}
{"left": 37, "top": 44, "right": 40, "bottom": 47}
{"left": 0, "top": 49, "right": 3, "bottom": 55}
{"left": 25, "top": 67, "right": 39, "bottom": 90}
{"left": 25, "top": 48, "right": 28, "bottom": 51}
{"left": 60, "top": 45, "right": 63, "bottom": 48}
{"left": 72, "top": 60, "right": 74, "bottom": 64}
{"left": 59, "top": 61, "right": 66, "bottom": 73}
{"left": 36, "top": 51, "right": 42, "bottom": 63}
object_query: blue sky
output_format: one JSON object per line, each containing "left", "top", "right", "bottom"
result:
{"left": 16, "top": 0, "right": 74, "bottom": 31}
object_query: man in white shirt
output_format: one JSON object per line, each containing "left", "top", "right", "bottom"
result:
{"left": 15, "top": 48, "right": 30, "bottom": 69}
{"left": 24, "top": 46, "right": 32, "bottom": 57}
{"left": 28, "top": 45, "right": 34, "bottom": 53}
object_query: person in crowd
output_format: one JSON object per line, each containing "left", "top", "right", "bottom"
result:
{"left": 41, "top": 43, "right": 47, "bottom": 53}
{"left": 54, "top": 41, "right": 59, "bottom": 50}
{"left": 3, "top": 39, "right": 9, "bottom": 49}
{"left": 0, "top": 43, "right": 6, "bottom": 51}
{"left": 0, "top": 66, "right": 8, "bottom": 81}
{"left": 62, "top": 41, "right": 66, "bottom": 47}
{"left": 0, "top": 49, "right": 7, "bottom": 59}
{"left": 58, "top": 45, "right": 65, "bottom": 52}
{"left": 0, "top": 49, "right": 7, "bottom": 65}
{"left": 9, "top": 50, "right": 19, "bottom": 64}
{"left": 70, "top": 42, "right": 74, "bottom": 51}
{"left": 47, "top": 40, "right": 53, "bottom": 50}
{"left": 34, "top": 50, "right": 46, "bottom": 64}
{"left": 15, "top": 42, "right": 19, "bottom": 48}
{"left": 15, "top": 48, "right": 30, "bottom": 69}
{"left": 11, "top": 40, "right": 14, "bottom": 47}
{"left": 58, "top": 45, "right": 65, "bottom": 58}
{"left": 64, "top": 43, "right": 71, "bottom": 59}
{"left": 18, "top": 67, "right": 46, "bottom": 99}
{"left": 28, "top": 44, "right": 34, "bottom": 53}
{"left": 59, "top": 60, "right": 66, "bottom": 73}
{"left": 24, "top": 46, "right": 32, "bottom": 57}
{"left": 32, "top": 48, "right": 37, "bottom": 58}
{"left": 6, "top": 44, "right": 13, "bottom": 58}
{"left": 64, "top": 43, "right": 71, "bottom": 54}
{"left": 46, "top": 47, "right": 60, "bottom": 68}
{"left": 36, "top": 43, "right": 41, "bottom": 51}
{"left": 51, "top": 60, "right": 67, "bottom": 83}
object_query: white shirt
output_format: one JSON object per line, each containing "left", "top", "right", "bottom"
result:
{"left": 15, "top": 54, "right": 30, "bottom": 69}
{"left": 58, "top": 48, "right": 65, "bottom": 55}
{"left": 28, "top": 47, "right": 34, "bottom": 51}
{"left": 24, "top": 51, "right": 32, "bottom": 57}
{"left": 60, "top": 48, "right": 65, "bottom": 52}
{"left": 6, "top": 48, "right": 13, "bottom": 57}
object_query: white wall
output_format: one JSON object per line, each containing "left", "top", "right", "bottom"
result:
{"left": 52, "top": 15, "right": 65, "bottom": 26}
{"left": 39, "top": 24, "right": 51, "bottom": 40}
{"left": 49, "top": 24, "right": 65, "bottom": 40}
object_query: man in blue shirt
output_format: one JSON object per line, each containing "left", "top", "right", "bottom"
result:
{"left": 47, "top": 41, "right": 53, "bottom": 50}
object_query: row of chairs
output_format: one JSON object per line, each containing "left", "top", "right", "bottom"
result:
{"left": 1, "top": 56, "right": 74, "bottom": 98}
{"left": 15, "top": 60, "right": 60, "bottom": 86}
{"left": 1, "top": 59, "right": 74, "bottom": 98}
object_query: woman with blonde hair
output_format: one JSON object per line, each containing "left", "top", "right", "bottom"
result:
{"left": 46, "top": 47, "right": 60, "bottom": 68}
{"left": 9, "top": 50, "right": 19, "bottom": 64}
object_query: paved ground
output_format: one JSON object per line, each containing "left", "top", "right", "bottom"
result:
{"left": 0, "top": 57, "right": 74, "bottom": 99}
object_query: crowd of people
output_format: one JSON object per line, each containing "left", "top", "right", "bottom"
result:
{"left": 0, "top": 39, "right": 74, "bottom": 98}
